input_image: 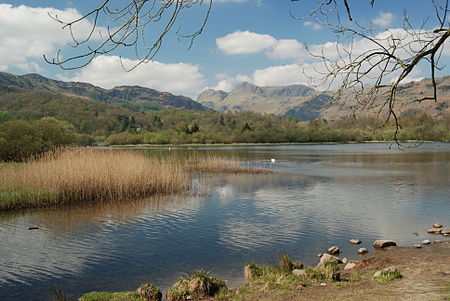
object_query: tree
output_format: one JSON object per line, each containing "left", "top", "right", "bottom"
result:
{"left": 297, "top": 0, "right": 450, "bottom": 139}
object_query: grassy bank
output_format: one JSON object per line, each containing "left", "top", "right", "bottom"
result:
{"left": 0, "top": 148, "right": 258, "bottom": 211}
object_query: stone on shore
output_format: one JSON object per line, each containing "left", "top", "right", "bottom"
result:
{"left": 441, "top": 228, "right": 450, "bottom": 235}
{"left": 433, "top": 223, "right": 443, "bottom": 228}
{"left": 372, "top": 266, "right": 399, "bottom": 279}
{"left": 357, "top": 248, "right": 368, "bottom": 254}
{"left": 413, "top": 244, "right": 422, "bottom": 249}
{"left": 373, "top": 240, "right": 397, "bottom": 248}
{"left": 434, "top": 240, "right": 442, "bottom": 244}
{"left": 344, "top": 262, "right": 356, "bottom": 270}
{"left": 349, "top": 239, "right": 361, "bottom": 245}
{"left": 327, "top": 246, "right": 340, "bottom": 255}
{"left": 422, "top": 240, "right": 431, "bottom": 245}
{"left": 317, "top": 253, "right": 341, "bottom": 268}
{"left": 427, "top": 228, "right": 442, "bottom": 234}
{"left": 342, "top": 258, "right": 348, "bottom": 264}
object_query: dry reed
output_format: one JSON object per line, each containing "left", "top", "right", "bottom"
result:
{"left": 0, "top": 148, "right": 263, "bottom": 210}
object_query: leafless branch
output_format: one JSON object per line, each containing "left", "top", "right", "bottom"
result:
{"left": 44, "top": 0, "right": 212, "bottom": 71}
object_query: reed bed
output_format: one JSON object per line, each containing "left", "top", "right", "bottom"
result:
{"left": 0, "top": 148, "right": 263, "bottom": 210}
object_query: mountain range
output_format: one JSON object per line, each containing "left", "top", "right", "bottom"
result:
{"left": 0, "top": 72, "right": 207, "bottom": 112}
{"left": 197, "top": 79, "right": 450, "bottom": 120}
{"left": 0, "top": 72, "right": 449, "bottom": 122}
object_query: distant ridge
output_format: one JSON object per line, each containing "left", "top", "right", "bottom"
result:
{"left": 0, "top": 72, "right": 208, "bottom": 112}
{"left": 197, "top": 79, "right": 450, "bottom": 120}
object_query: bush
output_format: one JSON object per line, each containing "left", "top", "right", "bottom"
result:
{"left": 0, "top": 118, "right": 77, "bottom": 161}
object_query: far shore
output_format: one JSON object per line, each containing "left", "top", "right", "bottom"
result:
{"left": 106, "top": 140, "right": 448, "bottom": 148}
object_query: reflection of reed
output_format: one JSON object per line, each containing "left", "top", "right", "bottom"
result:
{"left": 11, "top": 194, "right": 199, "bottom": 233}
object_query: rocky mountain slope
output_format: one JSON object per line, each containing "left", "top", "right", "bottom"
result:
{"left": 0, "top": 72, "right": 207, "bottom": 112}
{"left": 197, "top": 79, "right": 450, "bottom": 120}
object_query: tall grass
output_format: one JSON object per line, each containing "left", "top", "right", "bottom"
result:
{"left": 0, "top": 148, "right": 256, "bottom": 210}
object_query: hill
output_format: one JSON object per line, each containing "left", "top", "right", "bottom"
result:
{"left": 0, "top": 90, "right": 146, "bottom": 135}
{"left": 0, "top": 72, "right": 208, "bottom": 112}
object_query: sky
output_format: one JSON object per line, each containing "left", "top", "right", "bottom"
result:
{"left": 0, "top": 0, "right": 449, "bottom": 98}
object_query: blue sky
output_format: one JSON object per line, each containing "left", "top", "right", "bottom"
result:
{"left": 0, "top": 0, "right": 448, "bottom": 98}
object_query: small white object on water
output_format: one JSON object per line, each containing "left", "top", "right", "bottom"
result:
{"left": 271, "top": 158, "right": 276, "bottom": 163}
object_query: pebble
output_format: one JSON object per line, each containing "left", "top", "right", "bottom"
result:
{"left": 349, "top": 239, "right": 361, "bottom": 245}
{"left": 327, "top": 246, "right": 340, "bottom": 255}
{"left": 433, "top": 223, "right": 443, "bottom": 228}
{"left": 344, "top": 262, "right": 356, "bottom": 270}
{"left": 358, "top": 248, "right": 368, "bottom": 254}
{"left": 342, "top": 258, "right": 348, "bottom": 264}
{"left": 428, "top": 228, "right": 442, "bottom": 234}
{"left": 434, "top": 240, "right": 442, "bottom": 244}
{"left": 413, "top": 244, "right": 422, "bottom": 248}
{"left": 422, "top": 239, "right": 431, "bottom": 245}
{"left": 320, "top": 283, "right": 327, "bottom": 286}
{"left": 292, "top": 269, "right": 306, "bottom": 277}
{"left": 316, "top": 253, "right": 323, "bottom": 258}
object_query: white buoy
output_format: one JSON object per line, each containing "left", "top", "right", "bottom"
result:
{"left": 271, "top": 158, "right": 276, "bottom": 163}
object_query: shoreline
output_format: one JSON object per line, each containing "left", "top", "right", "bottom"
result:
{"left": 78, "top": 240, "right": 450, "bottom": 301}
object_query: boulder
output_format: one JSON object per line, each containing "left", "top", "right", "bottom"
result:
{"left": 344, "top": 262, "right": 356, "bottom": 270}
{"left": 422, "top": 239, "right": 431, "bottom": 245}
{"left": 373, "top": 240, "right": 397, "bottom": 248}
{"left": 292, "top": 269, "right": 306, "bottom": 277}
{"left": 427, "top": 228, "right": 442, "bottom": 234}
{"left": 433, "top": 223, "right": 443, "bottom": 228}
{"left": 327, "top": 246, "right": 340, "bottom": 255}
{"left": 413, "top": 244, "right": 422, "bottom": 249}
{"left": 441, "top": 228, "right": 450, "bottom": 235}
{"left": 357, "top": 248, "right": 369, "bottom": 254}
{"left": 317, "top": 253, "right": 341, "bottom": 268}
{"left": 349, "top": 239, "right": 361, "bottom": 245}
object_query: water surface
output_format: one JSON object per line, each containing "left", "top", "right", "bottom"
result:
{"left": 1, "top": 143, "right": 449, "bottom": 300}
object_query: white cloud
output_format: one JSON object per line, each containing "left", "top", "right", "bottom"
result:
{"left": 0, "top": 4, "right": 104, "bottom": 72}
{"left": 59, "top": 55, "right": 206, "bottom": 98}
{"left": 252, "top": 64, "right": 308, "bottom": 86}
{"left": 372, "top": 12, "right": 395, "bottom": 27}
{"left": 267, "top": 39, "right": 307, "bottom": 59}
{"left": 213, "top": 73, "right": 251, "bottom": 91}
{"left": 217, "top": 30, "right": 308, "bottom": 60}
{"left": 304, "top": 21, "right": 323, "bottom": 30}
{"left": 216, "top": 30, "right": 277, "bottom": 54}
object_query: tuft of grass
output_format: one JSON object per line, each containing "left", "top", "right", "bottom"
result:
{"left": 78, "top": 291, "right": 146, "bottom": 301}
{"left": 0, "top": 148, "right": 260, "bottom": 211}
{"left": 166, "top": 270, "right": 228, "bottom": 301}
{"left": 279, "top": 254, "right": 294, "bottom": 272}
{"left": 373, "top": 270, "right": 402, "bottom": 284}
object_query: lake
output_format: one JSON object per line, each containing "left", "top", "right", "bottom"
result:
{"left": 1, "top": 143, "right": 449, "bottom": 300}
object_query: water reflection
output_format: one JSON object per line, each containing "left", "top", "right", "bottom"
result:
{"left": 0, "top": 143, "right": 449, "bottom": 301}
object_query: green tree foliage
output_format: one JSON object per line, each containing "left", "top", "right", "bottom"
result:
{"left": 0, "top": 118, "right": 79, "bottom": 161}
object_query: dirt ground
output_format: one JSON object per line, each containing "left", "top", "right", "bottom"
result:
{"left": 285, "top": 241, "right": 450, "bottom": 301}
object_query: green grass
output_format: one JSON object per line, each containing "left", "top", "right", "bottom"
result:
{"left": 442, "top": 280, "right": 450, "bottom": 301}
{"left": 373, "top": 270, "right": 402, "bottom": 284}
{"left": 79, "top": 291, "right": 146, "bottom": 301}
